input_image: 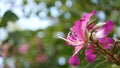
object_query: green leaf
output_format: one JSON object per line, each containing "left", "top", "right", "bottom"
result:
{"left": 0, "top": 10, "right": 19, "bottom": 27}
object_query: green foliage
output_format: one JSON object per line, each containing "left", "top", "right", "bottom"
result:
{"left": 0, "top": 10, "right": 18, "bottom": 27}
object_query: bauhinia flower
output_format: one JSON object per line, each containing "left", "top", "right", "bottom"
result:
{"left": 59, "top": 10, "right": 115, "bottom": 66}
{"left": 59, "top": 10, "right": 96, "bottom": 66}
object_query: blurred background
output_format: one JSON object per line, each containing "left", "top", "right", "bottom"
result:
{"left": 0, "top": 0, "right": 120, "bottom": 68}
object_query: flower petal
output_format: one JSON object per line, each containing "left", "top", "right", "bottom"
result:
{"left": 73, "top": 45, "right": 84, "bottom": 56}
{"left": 88, "top": 23, "right": 94, "bottom": 31}
{"left": 98, "top": 38, "right": 115, "bottom": 49}
{"left": 68, "top": 55, "right": 80, "bottom": 66}
{"left": 85, "top": 44, "right": 96, "bottom": 63}
{"left": 95, "top": 20, "right": 114, "bottom": 38}
{"left": 71, "top": 10, "right": 96, "bottom": 41}
{"left": 68, "top": 45, "right": 84, "bottom": 66}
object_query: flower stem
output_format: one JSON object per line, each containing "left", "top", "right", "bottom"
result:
{"left": 95, "top": 42, "right": 120, "bottom": 66}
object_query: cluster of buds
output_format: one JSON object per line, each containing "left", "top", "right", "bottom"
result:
{"left": 59, "top": 10, "right": 120, "bottom": 66}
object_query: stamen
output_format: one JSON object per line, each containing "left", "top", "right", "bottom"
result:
{"left": 58, "top": 36, "right": 84, "bottom": 46}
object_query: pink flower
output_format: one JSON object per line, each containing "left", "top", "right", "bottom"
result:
{"left": 85, "top": 20, "right": 114, "bottom": 63}
{"left": 60, "top": 10, "right": 115, "bottom": 66}
{"left": 36, "top": 54, "right": 48, "bottom": 63}
{"left": 18, "top": 43, "right": 29, "bottom": 54}
{"left": 60, "top": 10, "right": 96, "bottom": 66}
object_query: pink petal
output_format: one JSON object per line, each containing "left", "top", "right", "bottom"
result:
{"left": 98, "top": 38, "right": 115, "bottom": 49}
{"left": 68, "top": 55, "right": 80, "bottom": 66}
{"left": 85, "top": 44, "right": 96, "bottom": 63}
{"left": 68, "top": 45, "right": 84, "bottom": 66}
{"left": 66, "top": 33, "right": 84, "bottom": 46}
{"left": 88, "top": 23, "right": 94, "bottom": 31}
{"left": 95, "top": 20, "right": 114, "bottom": 38}
{"left": 71, "top": 10, "right": 96, "bottom": 41}
{"left": 73, "top": 45, "right": 84, "bottom": 56}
